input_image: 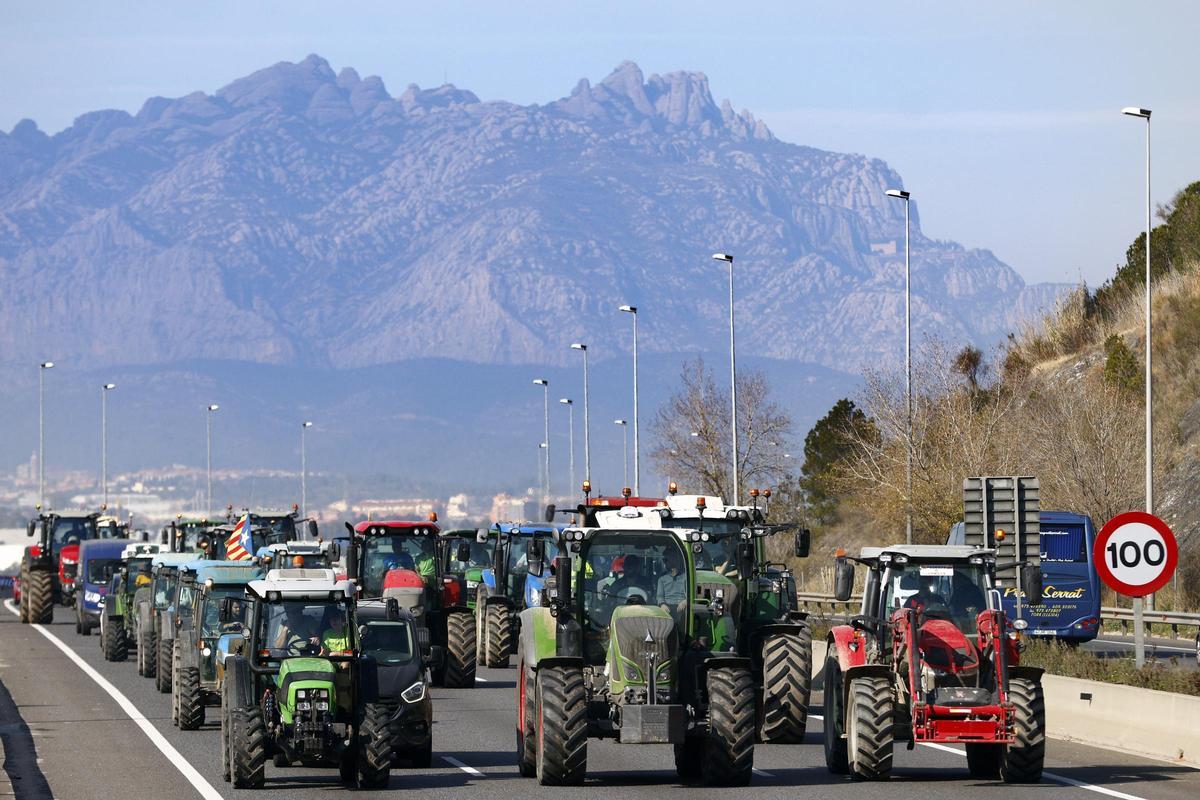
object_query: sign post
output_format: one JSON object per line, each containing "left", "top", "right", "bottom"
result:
{"left": 1094, "top": 511, "right": 1178, "bottom": 667}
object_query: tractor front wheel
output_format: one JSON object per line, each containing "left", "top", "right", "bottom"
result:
{"left": 847, "top": 675, "right": 893, "bottom": 781}
{"left": 822, "top": 652, "right": 849, "bottom": 774}
{"left": 485, "top": 603, "right": 513, "bottom": 668}
{"left": 355, "top": 703, "right": 393, "bottom": 789}
{"left": 103, "top": 619, "right": 128, "bottom": 662}
{"left": 702, "top": 664, "right": 755, "bottom": 786}
{"left": 156, "top": 635, "right": 173, "bottom": 693}
{"left": 139, "top": 629, "right": 157, "bottom": 678}
{"left": 177, "top": 667, "right": 205, "bottom": 731}
{"left": 26, "top": 570, "right": 53, "bottom": 625}
{"left": 1000, "top": 678, "right": 1045, "bottom": 783}
{"left": 534, "top": 665, "right": 587, "bottom": 785}
{"left": 515, "top": 645, "right": 537, "bottom": 778}
{"left": 228, "top": 707, "right": 267, "bottom": 789}
{"left": 442, "top": 611, "right": 477, "bottom": 688}
{"left": 759, "top": 629, "right": 812, "bottom": 743}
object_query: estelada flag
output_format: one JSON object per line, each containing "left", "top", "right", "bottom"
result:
{"left": 225, "top": 514, "right": 253, "bottom": 561}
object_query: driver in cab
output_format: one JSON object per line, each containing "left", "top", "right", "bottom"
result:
{"left": 276, "top": 605, "right": 319, "bottom": 654}
{"left": 605, "top": 555, "right": 652, "bottom": 602}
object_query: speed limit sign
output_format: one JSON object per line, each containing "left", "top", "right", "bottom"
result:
{"left": 1094, "top": 511, "right": 1178, "bottom": 597}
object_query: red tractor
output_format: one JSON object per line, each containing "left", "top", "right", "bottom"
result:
{"left": 20, "top": 510, "right": 103, "bottom": 623}
{"left": 824, "top": 544, "right": 1046, "bottom": 783}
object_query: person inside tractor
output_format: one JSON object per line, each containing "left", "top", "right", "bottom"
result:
{"left": 320, "top": 608, "right": 352, "bottom": 655}
{"left": 656, "top": 549, "right": 689, "bottom": 613}
{"left": 887, "top": 563, "right": 989, "bottom": 686}
{"left": 271, "top": 603, "right": 321, "bottom": 655}
{"left": 52, "top": 517, "right": 97, "bottom": 548}
{"left": 363, "top": 535, "right": 437, "bottom": 595}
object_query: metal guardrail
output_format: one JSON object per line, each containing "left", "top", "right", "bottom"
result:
{"left": 796, "top": 591, "right": 1200, "bottom": 641}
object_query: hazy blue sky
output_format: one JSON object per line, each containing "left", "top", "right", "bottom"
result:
{"left": 3, "top": 1, "right": 1196, "bottom": 287}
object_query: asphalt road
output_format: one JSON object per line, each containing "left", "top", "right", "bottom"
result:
{"left": 1, "top": 602, "right": 1197, "bottom": 800}
{"left": 1083, "top": 633, "right": 1199, "bottom": 669}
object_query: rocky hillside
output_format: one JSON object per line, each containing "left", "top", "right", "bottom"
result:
{"left": 0, "top": 56, "right": 1065, "bottom": 372}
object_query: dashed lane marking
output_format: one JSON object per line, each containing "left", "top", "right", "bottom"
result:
{"left": 442, "top": 755, "right": 485, "bottom": 776}
{"left": 3, "top": 599, "right": 223, "bottom": 800}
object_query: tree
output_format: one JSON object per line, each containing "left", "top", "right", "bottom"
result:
{"left": 798, "top": 398, "right": 873, "bottom": 525}
{"left": 1102, "top": 334, "right": 1142, "bottom": 394}
{"left": 649, "top": 358, "right": 793, "bottom": 501}
{"left": 952, "top": 345, "right": 985, "bottom": 394}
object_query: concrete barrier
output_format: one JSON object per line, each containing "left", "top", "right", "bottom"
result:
{"left": 811, "top": 638, "right": 1199, "bottom": 766}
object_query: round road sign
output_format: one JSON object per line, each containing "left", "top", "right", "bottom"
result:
{"left": 1094, "top": 511, "right": 1178, "bottom": 597}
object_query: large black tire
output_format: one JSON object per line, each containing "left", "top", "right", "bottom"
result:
{"left": 442, "top": 610, "right": 477, "bottom": 688}
{"left": 75, "top": 606, "right": 83, "bottom": 634}
{"left": 156, "top": 634, "right": 173, "bottom": 693}
{"left": 26, "top": 570, "right": 53, "bottom": 625}
{"left": 847, "top": 675, "right": 893, "bottom": 781}
{"left": 356, "top": 703, "right": 393, "bottom": 789}
{"left": 103, "top": 619, "right": 128, "bottom": 662}
{"left": 1000, "top": 678, "right": 1045, "bottom": 783}
{"left": 966, "top": 743, "right": 1002, "bottom": 779}
{"left": 702, "top": 665, "right": 755, "bottom": 787}
{"left": 534, "top": 665, "right": 587, "bottom": 786}
{"left": 177, "top": 667, "right": 206, "bottom": 731}
{"left": 673, "top": 736, "right": 704, "bottom": 782}
{"left": 759, "top": 629, "right": 811, "bottom": 743}
{"left": 219, "top": 703, "right": 231, "bottom": 782}
{"left": 516, "top": 646, "right": 537, "bottom": 777}
{"left": 823, "top": 652, "right": 849, "bottom": 774}
{"left": 485, "top": 603, "right": 513, "bottom": 668}
{"left": 18, "top": 578, "right": 28, "bottom": 623}
{"left": 229, "top": 707, "right": 267, "bottom": 789}
{"left": 139, "top": 629, "right": 158, "bottom": 678}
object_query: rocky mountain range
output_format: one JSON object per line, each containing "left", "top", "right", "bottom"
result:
{"left": 0, "top": 55, "right": 1065, "bottom": 374}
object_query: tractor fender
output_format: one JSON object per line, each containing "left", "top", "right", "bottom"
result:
{"left": 516, "top": 607, "right": 559, "bottom": 668}
{"left": 702, "top": 654, "right": 753, "bottom": 671}
{"left": 158, "top": 608, "right": 176, "bottom": 640}
{"left": 531, "top": 655, "right": 585, "bottom": 674}
{"left": 484, "top": 594, "right": 515, "bottom": 610}
{"left": 137, "top": 600, "right": 154, "bottom": 635}
{"left": 1007, "top": 665, "right": 1044, "bottom": 684}
{"left": 177, "top": 630, "right": 200, "bottom": 670}
{"left": 222, "top": 655, "right": 255, "bottom": 710}
{"left": 753, "top": 620, "right": 811, "bottom": 643}
{"left": 841, "top": 664, "right": 893, "bottom": 710}
{"left": 480, "top": 568, "right": 497, "bottom": 593}
{"left": 828, "top": 624, "right": 869, "bottom": 671}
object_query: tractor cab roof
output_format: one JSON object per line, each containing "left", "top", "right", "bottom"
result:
{"left": 493, "top": 522, "right": 561, "bottom": 537}
{"left": 355, "top": 520, "right": 440, "bottom": 537}
{"left": 121, "top": 542, "right": 165, "bottom": 560}
{"left": 150, "top": 552, "right": 203, "bottom": 569}
{"left": 183, "top": 561, "right": 263, "bottom": 586}
{"left": 37, "top": 508, "right": 101, "bottom": 520}
{"left": 248, "top": 568, "right": 355, "bottom": 600}
{"left": 261, "top": 540, "right": 324, "bottom": 555}
{"left": 859, "top": 544, "right": 993, "bottom": 564}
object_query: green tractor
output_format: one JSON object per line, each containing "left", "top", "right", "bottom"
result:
{"left": 437, "top": 528, "right": 495, "bottom": 611}
{"left": 171, "top": 561, "right": 264, "bottom": 730}
{"left": 100, "top": 543, "right": 164, "bottom": 661}
{"left": 216, "top": 568, "right": 394, "bottom": 789}
{"left": 515, "top": 525, "right": 760, "bottom": 786}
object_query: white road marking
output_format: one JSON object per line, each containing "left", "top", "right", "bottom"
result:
{"left": 476, "top": 676, "right": 488, "bottom": 683}
{"left": 1093, "top": 638, "right": 1196, "bottom": 654}
{"left": 442, "top": 755, "right": 485, "bottom": 776}
{"left": 3, "top": 599, "right": 223, "bottom": 800}
{"left": 811, "top": 710, "right": 1153, "bottom": 800}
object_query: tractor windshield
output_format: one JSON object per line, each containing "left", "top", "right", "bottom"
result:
{"left": 662, "top": 518, "right": 741, "bottom": 576}
{"left": 201, "top": 586, "right": 249, "bottom": 637}
{"left": 881, "top": 562, "right": 990, "bottom": 640}
{"left": 578, "top": 531, "right": 690, "bottom": 661}
{"left": 51, "top": 517, "right": 98, "bottom": 548}
{"left": 96, "top": 523, "right": 125, "bottom": 539}
{"left": 507, "top": 536, "right": 559, "bottom": 577}
{"left": 153, "top": 572, "right": 175, "bottom": 609}
{"left": 361, "top": 620, "right": 417, "bottom": 666}
{"left": 251, "top": 516, "right": 296, "bottom": 544}
{"left": 126, "top": 559, "right": 153, "bottom": 591}
{"left": 260, "top": 600, "right": 354, "bottom": 658}
{"left": 361, "top": 535, "right": 438, "bottom": 596}
{"left": 445, "top": 538, "right": 493, "bottom": 572}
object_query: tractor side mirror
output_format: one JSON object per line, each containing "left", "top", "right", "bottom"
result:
{"left": 326, "top": 541, "right": 341, "bottom": 564}
{"left": 416, "top": 625, "right": 432, "bottom": 661}
{"left": 527, "top": 538, "right": 546, "bottom": 578}
{"left": 543, "top": 504, "right": 556, "bottom": 523}
{"left": 26, "top": 521, "right": 35, "bottom": 538}
{"left": 344, "top": 523, "right": 359, "bottom": 582}
{"left": 1022, "top": 565, "right": 1044, "bottom": 606}
{"left": 794, "top": 529, "right": 811, "bottom": 558}
{"left": 834, "top": 557, "right": 855, "bottom": 602}
{"left": 307, "top": 519, "right": 319, "bottom": 540}
{"left": 456, "top": 542, "right": 471, "bottom": 564}
{"left": 386, "top": 597, "right": 400, "bottom": 620}
{"left": 736, "top": 539, "right": 754, "bottom": 581}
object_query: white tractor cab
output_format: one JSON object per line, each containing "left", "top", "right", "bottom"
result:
{"left": 121, "top": 542, "right": 165, "bottom": 560}
{"left": 255, "top": 540, "right": 340, "bottom": 571}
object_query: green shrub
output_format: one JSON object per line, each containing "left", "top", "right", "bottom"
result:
{"left": 1102, "top": 334, "right": 1142, "bottom": 393}
{"left": 1021, "top": 639, "right": 1200, "bottom": 696}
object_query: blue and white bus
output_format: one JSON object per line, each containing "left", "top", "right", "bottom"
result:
{"left": 949, "top": 511, "right": 1102, "bottom": 643}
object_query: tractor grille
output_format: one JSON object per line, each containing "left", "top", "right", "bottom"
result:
{"left": 612, "top": 614, "right": 676, "bottom": 694}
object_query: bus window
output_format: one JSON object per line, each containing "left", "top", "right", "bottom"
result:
{"left": 1041, "top": 524, "right": 1086, "bottom": 562}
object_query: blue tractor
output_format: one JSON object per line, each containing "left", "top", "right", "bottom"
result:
{"left": 474, "top": 523, "right": 560, "bottom": 668}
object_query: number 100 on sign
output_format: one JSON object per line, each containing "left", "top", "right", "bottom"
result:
{"left": 1094, "top": 511, "right": 1178, "bottom": 597}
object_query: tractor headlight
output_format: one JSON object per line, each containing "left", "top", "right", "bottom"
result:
{"left": 316, "top": 701, "right": 330, "bottom": 711}
{"left": 297, "top": 701, "right": 312, "bottom": 711}
{"left": 401, "top": 681, "right": 427, "bottom": 703}
{"left": 297, "top": 689, "right": 308, "bottom": 699}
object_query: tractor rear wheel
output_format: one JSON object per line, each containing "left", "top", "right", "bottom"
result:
{"left": 702, "top": 664, "right": 755, "bottom": 786}
{"left": 823, "top": 652, "right": 849, "bottom": 774}
{"left": 515, "top": 645, "right": 537, "bottom": 778}
{"left": 103, "top": 619, "right": 128, "bottom": 661}
{"left": 847, "top": 675, "right": 893, "bottom": 781}
{"left": 485, "top": 603, "right": 513, "bottom": 668}
{"left": 1000, "top": 678, "right": 1045, "bottom": 783}
{"left": 228, "top": 707, "right": 267, "bottom": 789}
{"left": 26, "top": 570, "right": 54, "bottom": 624}
{"left": 966, "top": 743, "right": 1002, "bottom": 779}
{"left": 356, "top": 703, "right": 394, "bottom": 789}
{"left": 534, "top": 665, "right": 587, "bottom": 785}
{"left": 759, "top": 629, "right": 812, "bottom": 743}
{"left": 156, "top": 635, "right": 173, "bottom": 693}
{"left": 177, "top": 667, "right": 205, "bottom": 731}
{"left": 139, "top": 629, "right": 157, "bottom": 678}
{"left": 442, "top": 610, "right": 476, "bottom": 688}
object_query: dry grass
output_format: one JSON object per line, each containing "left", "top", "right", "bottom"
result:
{"left": 1021, "top": 639, "right": 1200, "bottom": 696}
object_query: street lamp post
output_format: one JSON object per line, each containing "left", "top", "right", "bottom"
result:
{"left": 101, "top": 383, "right": 116, "bottom": 508}
{"left": 571, "top": 343, "right": 591, "bottom": 486}
{"left": 886, "top": 188, "right": 913, "bottom": 545}
{"left": 533, "top": 379, "right": 550, "bottom": 502}
{"left": 560, "top": 398, "right": 575, "bottom": 501}
{"left": 1123, "top": 105, "right": 1153, "bottom": 663}
{"left": 206, "top": 404, "right": 219, "bottom": 516}
{"left": 712, "top": 253, "right": 738, "bottom": 504}
{"left": 614, "top": 419, "right": 629, "bottom": 488}
{"left": 301, "top": 421, "right": 313, "bottom": 519}
{"left": 619, "top": 305, "right": 640, "bottom": 495}
{"left": 38, "top": 362, "right": 54, "bottom": 508}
